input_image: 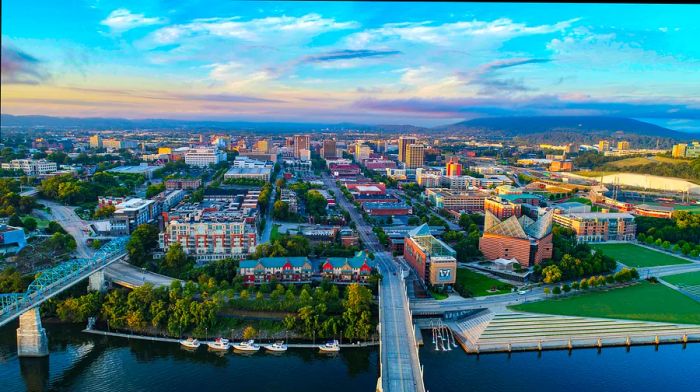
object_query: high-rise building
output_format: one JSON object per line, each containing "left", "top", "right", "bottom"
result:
{"left": 598, "top": 140, "right": 610, "bottom": 152}
{"left": 404, "top": 144, "right": 425, "bottom": 169}
{"left": 89, "top": 135, "right": 103, "bottom": 149}
{"left": 617, "top": 141, "right": 630, "bottom": 150}
{"left": 672, "top": 142, "right": 700, "bottom": 158}
{"left": 398, "top": 136, "right": 417, "bottom": 163}
{"left": 294, "top": 135, "right": 310, "bottom": 159}
{"left": 253, "top": 139, "right": 269, "bottom": 153}
{"left": 322, "top": 139, "right": 337, "bottom": 159}
{"left": 445, "top": 156, "right": 462, "bottom": 177}
{"left": 354, "top": 143, "right": 371, "bottom": 162}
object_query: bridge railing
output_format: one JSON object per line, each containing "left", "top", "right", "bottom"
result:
{"left": 0, "top": 237, "right": 129, "bottom": 321}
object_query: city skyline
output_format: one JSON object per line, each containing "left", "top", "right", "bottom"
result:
{"left": 2, "top": 1, "right": 700, "bottom": 131}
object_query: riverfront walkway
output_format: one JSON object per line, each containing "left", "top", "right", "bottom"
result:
{"left": 451, "top": 311, "right": 700, "bottom": 354}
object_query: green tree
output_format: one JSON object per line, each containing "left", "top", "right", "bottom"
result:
{"left": 242, "top": 325, "right": 258, "bottom": 340}
{"left": 161, "top": 242, "right": 192, "bottom": 277}
{"left": 127, "top": 224, "right": 160, "bottom": 267}
{"left": 541, "top": 265, "right": 563, "bottom": 284}
{"left": 22, "top": 217, "right": 38, "bottom": 232}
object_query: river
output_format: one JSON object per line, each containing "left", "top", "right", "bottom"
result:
{"left": 2, "top": 324, "right": 699, "bottom": 391}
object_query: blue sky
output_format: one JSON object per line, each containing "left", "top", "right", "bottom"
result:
{"left": 2, "top": 1, "right": 699, "bottom": 130}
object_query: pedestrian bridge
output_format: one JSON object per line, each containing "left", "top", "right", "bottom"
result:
{"left": 0, "top": 237, "right": 129, "bottom": 329}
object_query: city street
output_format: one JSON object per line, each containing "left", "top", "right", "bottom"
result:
{"left": 36, "top": 199, "right": 95, "bottom": 258}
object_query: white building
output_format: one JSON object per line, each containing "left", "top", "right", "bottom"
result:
{"left": 2, "top": 159, "right": 57, "bottom": 176}
{"left": 184, "top": 147, "right": 226, "bottom": 167}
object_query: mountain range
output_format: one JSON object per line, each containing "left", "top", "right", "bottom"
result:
{"left": 1, "top": 114, "right": 695, "bottom": 142}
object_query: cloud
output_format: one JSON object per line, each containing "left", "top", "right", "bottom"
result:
{"left": 101, "top": 9, "right": 166, "bottom": 33}
{"left": 346, "top": 17, "right": 579, "bottom": 48}
{"left": 457, "top": 58, "right": 551, "bottom": 95}
{"left": 302, "top": 49, "right": 401, "bottom": 63}
{"left": 1, "top": 44, "right": 49, "bottom": 85}
{"left": 144, "top": 13, "right": 359, "bottom": 47}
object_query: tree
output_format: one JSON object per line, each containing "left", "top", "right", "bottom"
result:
{"left": 161, "top": 242, "right": 192, "bottom": 277}
{"left": 242, "top": 325, "right": 258, "bottom": 340}
{"left": 146, "top": 183, "right": 166, "bottom": 198}
{"left": 8, "top": 214, "right": 23, "bottom": 227}
{"left": 543, "top": 287, "right": 551, "bottom": 295}
{"left": 127, "top": 224, "right": 160, "bottom": 267}
{"left": 306, "top": 190, "right": 328, "bottom": 217}
{"left": 541, "top": 265, "right": 563, "bottom": 284}
{"left": 91, "top": 239, "right": 102, "bottom": 250}
{"left": 22, "top": 217, "right": 37, "bottom": 232}
{"left": 562, "top": 284, "right": 571, "bottom": 293}
{"left": 94, "top": 204, "right": 116, "bottom": 219}
{"left": 47, "top": 221, "right": 66, "bottom": 234}
{"left": 552, "top": 286, "right": 562, "bottom": 295}
{"left": 273, "top": 200, "right": 290, "bottom": 220}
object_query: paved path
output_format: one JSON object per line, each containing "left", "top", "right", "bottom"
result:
{"left": 324, "top": 174, "right": 424, "bottom": 392}
{"left": 36, "top": 199, "right": 94, "bottom": 258}
{"left": 259, "top": 170, "right": 278, "bottom": 244}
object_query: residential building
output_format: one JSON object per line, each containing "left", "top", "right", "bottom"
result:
{"left": 479, "top": 210, "right": 554, "bottom": 268}
{"left": 364, "top": 159, "right": 396, "bottom": 171}
{"left": 403, "top": 224, "right": 457, "bottom": 288}
{"left": 253, "top": 139, "right": 270, "bottom": 153}
{"left": 617, "top": 141, "right": 630, "bottom": 150}
{"left": 398, "top": 136, "right": 417, "bottom": 163}
{"left": 280, "top": 189, "right": 298, "bottom": 213}
{"left": 1, "top": 159, "right": 57, "bottom": 176}
{"left": 151, "top": 189, "right": 186, "bottom": 212}
{"left": 424, "top": 188, "right": 487, "bottom": 212}
{"left": 159, "top": 207, "right": 257, "bottom": 262}
{"left": 405, "top": 144, "right": 425, "bottom": 169}
{"left": 110, "top": 198, "right": 159, "bottom": 235}
{"left": 340, "top": 228, "right": 359, "bottom": 247}
{"left": 363, "top": 202, "right": 412, "bottom": 216}
{"left": 354, "top": 143, "right": 372, "bottom": 162}
{"left": 238, "top": 257, "right": 313, "bottom": 283}
{"left": 165, "top": 178, "right": 202, "bottom": 190}
{"left": 552, "top": 212, "right": 636, "bottom": 242}
{"left": 598, "top": 140, "right": 610, "bottom": 152}
{"left": 184, "top": 147, "right": 226, "bottom": 167}
{"left": 321, "top": 251, "right": 375, "bottom": 283}
{"left": 671, "top": 141, "right": 700, "bottom": 158}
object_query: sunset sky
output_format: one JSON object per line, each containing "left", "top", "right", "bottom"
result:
{"left": 2, "top": 1, "right": 699, "bottom": 130}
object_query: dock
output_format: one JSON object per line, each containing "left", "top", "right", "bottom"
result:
{"left": 82, "top": 329, "right": 379, "bottom": 348}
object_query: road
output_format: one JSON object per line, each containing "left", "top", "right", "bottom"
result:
{"left": 104, "top": 260, "right": 177, "bottom": 289}
{"left": 260, "top": 170, "right": 279, "bottom": 244}
{"left": 323, "top": 174, "right": 424, "bottom": 392}
{"left": 36, "top": 199, "right": 94, "bottom": 258}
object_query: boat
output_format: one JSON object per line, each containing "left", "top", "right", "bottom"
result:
{"left": 264, "top": 341, "right": 288, "bottom": 352}
{"left": 232, "top": 340, "right": 260, "bottom": 352}
{"left": 207, "top": 337, "right": 230, "bottom": 351}
{"left": 319, "top": 340, "right": 340, "bottom": 352}
{"left": 179, "top": 337, "right": 201, "bottom": 349}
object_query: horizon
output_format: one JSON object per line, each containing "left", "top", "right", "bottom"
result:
{"left": 2, "top": 2, "right": 700, "bottom": 131}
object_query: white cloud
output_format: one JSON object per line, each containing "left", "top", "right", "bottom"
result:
{"left": 205, "top": 61, "right": 280, "bottom": 90}
{"left": 101, "top": 9, "right": 166, "bottom": 33}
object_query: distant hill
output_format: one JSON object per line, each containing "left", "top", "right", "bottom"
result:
{"left": 439, "top": 116, "right": 686, "bottom": 137}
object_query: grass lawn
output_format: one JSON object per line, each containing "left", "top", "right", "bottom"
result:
{"left": 270, "top": 224, "right": 282, "bottom": 241}
{"left": 429, "top": 290, "right": 449, "bottom": 300}
{"left": 663, "top": 271, "right": 700, "bottom": 287}
{"left": 591, "top": 243, "right": 690, "bottom": 268}
{"left": 511, "top": 281, "right": 700, "bottom": 325}
{"left": 456, "top": 268, "right": 514, "bottom": 297}
{"left": 607, "top": 157, "right": 653, "bottom": 168}
{"left": 575, "top": 170, "right": 614, "bottom": 178}
{"left": 674, "top": 205, "right": 700, "bottom": 214}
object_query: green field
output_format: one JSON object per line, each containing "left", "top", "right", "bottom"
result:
{"left": 511, "top": 281, "right": 700, "bottom": 325}
{"left": 591, "top": 243, "right": 690, "bottom": 268}
{"left": 607, "top": 157, "right": 653, "bottom": 168}
{"left": 663, "top": 271, "right": 700, "bottom": 286}
{"left": 674, "top": 205, "right": 700, "bottom": 214}
{"left": 456, "top": 268, "right": 514, "bottom": 297}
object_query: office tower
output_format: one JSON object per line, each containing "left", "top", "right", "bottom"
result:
{"left": 89, "top": 134, "right": 103, "bottom": 148}
{"left": 294, "top": 135, "right": 310, "bottom": 159}
{"left": 398, "top": 136, "right": 417, "bottom": 163}
{"left": 405, "top": 144, "right": 425, "bottom": 169}
{"left": 322, "top": 139, "right": 337, "bottom": 159}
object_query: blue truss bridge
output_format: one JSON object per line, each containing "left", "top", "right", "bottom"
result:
{"left": 0, "top": 237, "right": 129, "bottom": 328}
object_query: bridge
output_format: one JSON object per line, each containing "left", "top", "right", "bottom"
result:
{"left": 323, "top": 174, "right": 425, "bottom": 392}
{"left": 0, "top": 237, "right": 129, "bottom": 356}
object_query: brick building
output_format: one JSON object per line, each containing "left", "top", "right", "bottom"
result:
{"left": 403, "top": 224, "right": 457, "bottom": 289}
{"left": 479, "top": 210, "right": 554, "bottom": 268}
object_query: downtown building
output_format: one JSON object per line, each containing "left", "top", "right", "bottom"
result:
{"left": 552, "top": 211, "right": 636, "bottom": 243}
{"left": 1, "top": 159, "right": 57, "bottom": 176}
{"left": 479, "top": 210, "right": 554, "bottom": 268}
{"left": 184, "top": 147, "right": 227, "bottom": 167}
{"left": 424, "top": 188, "right": 487, "bottom": 213}
{"left": 403, "top": 224, "right": 457, "bottom": 289}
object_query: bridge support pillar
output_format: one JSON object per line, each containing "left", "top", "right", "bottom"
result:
{"left": 88, "top": 270, "right": 107, "bottom": 292}
{"left": 17, "top": 308, "right": 48, "bottom": 357}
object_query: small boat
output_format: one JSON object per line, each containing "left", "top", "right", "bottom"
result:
{"left": 319, "top": 340, "right": 340, "bottom": 352}
{"left": 207, "top": 337, "right": 230, "bottom": 351}
{"left": 179, "top": 337, "right": 201, "bottom": 349}
{"left": 232, "top": 339, "right": 260, "bottom": 352}
{"left": 264, "top": 341, "right": 288, "bottom": 352}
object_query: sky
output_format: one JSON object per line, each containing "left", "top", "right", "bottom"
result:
{"left": 2, "top": 1, "right": 700, "bottom": 130}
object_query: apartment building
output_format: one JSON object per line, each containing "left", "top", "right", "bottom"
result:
{"left": 184, "top": 147, "right": 226, "bottom": 167}
{"left": 552, "top": 212, "right": 636, "bottom": 242}
{"left": 424, "top": 188, "right": 487, "bottom": 212}
{"left": 1, "top": 159, "right": 57, "bottom": 176}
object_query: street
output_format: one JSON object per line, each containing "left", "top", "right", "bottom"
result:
{"left": 36, "top": 199, "right": 95, "bottom": 259}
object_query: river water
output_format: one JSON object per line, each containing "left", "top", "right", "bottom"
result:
{"left": 2, "top": 323, "right": 699, "bottom": 391}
